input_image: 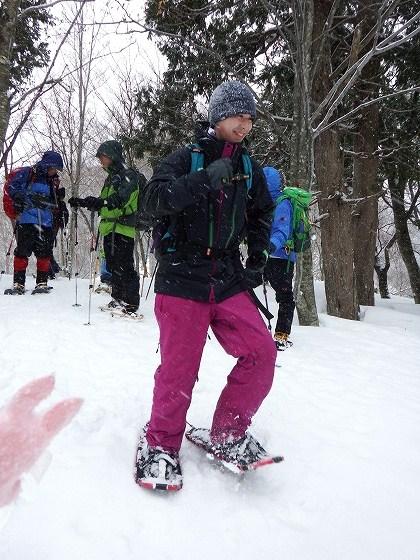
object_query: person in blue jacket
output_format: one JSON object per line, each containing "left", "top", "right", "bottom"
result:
{"left": 263, "top": 166, "right": 296, "bottom": 350}
{"left": 5, "top": 151, "right": 64, "bottom": 295}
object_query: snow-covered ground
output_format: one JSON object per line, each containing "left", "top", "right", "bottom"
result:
{"left": 0, "top": 273, "right": 419, "bottom": 560}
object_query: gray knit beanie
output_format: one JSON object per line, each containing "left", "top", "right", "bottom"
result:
{"left": 208, "top": 80, "right": 256, "bottom": 126}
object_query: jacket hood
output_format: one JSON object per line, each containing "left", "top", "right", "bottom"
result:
{"left": 38, "top": 151, "right": 64, "bottom": 171}
{"left": 96, "top": 140, "right": 125, "bottom": 165}
{"left": 263, "top": 166, "right": 283, "bottom": 201}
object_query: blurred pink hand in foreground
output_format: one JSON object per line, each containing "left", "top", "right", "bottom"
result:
{"left": 0, "top": 376, "right": 82, "bottom": 507}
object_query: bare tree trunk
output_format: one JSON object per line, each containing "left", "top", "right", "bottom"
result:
{"left": 290, "top": 0, "right": 319, "bottom": 326}
{"left": 0, "top": 0, "right": 21, "bottom": 153}
{"left": 53, "top": 7, "right": 98, "bottom": 279}
{"left": 389, "top": 170, "right": 420, "bottom": 303}
{"left": 374, "top": 256, "right": 390, "bottom": 299}
{"left": 352, "top": 0, "right": 380, "bottom": 306}
{"left": 312, "top": 0, "right": 359, "bottom": 320}
{"left": 374, "top": 233, "right": 395, "bottom": 299}
{"left": 315, "top": 132, "right": 359, "bottom": 319}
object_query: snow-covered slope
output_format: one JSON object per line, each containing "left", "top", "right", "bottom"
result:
{"left": 0, "top": 275, "right": 419, "bottom": 560}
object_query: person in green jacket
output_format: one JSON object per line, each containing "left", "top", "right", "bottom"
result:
{"left": 69, "top": 140, "right": 144, "bottom": 315}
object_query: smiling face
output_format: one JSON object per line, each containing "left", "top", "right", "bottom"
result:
{"left": 214, "top": 114, "right": 253, "bottom": 143}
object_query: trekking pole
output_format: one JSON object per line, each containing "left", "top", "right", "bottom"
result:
{"left": 63, "top": 226, "right": 71, "bottom": 279}
{"left": 72, "top": 208, "right": 81, "bottom": 307}
{"left": 85, "top": 211, "right": 97, "bottom": 325}
{"left": 0, "top": 223, "right": 17, "bottom": 282}
{"left": 262, "top": 277, "right": 272, "bottom": 332}
{"left": 140, "top": 230, "right": 152, "bottom": 299}
{"left": 91, "top": 226, "right": 101, "bottom": 293}
{"left": 145, "top": 259, "right": 158, "bottom": 300}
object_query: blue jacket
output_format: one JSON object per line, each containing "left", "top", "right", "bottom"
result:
{"left": 263, "top": 166, "right": 296, "bottom": 263}
{"left": 10, "top": 151, "right": 63, "bottom": 228}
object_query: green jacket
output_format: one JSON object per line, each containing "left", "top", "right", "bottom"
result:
{"left": 97, "top": 140, "right": 139, "bottom": 239}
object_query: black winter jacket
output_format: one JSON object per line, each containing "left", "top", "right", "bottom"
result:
{"left": 143, "top": 130, "right": 274, "bottom": 302}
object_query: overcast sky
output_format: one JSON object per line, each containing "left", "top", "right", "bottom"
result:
{"left": 9, "top": 0, "right": 167, "bottom": 165}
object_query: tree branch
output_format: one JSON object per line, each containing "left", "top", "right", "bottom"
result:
{"left": 315, "top": 85, "right": 420, "bottom": 137}
{"left": 1, "top": 0, "right": 88, "bottom": 167}
{"left": 18, "top": 0, "right": 94, "bottom": 19}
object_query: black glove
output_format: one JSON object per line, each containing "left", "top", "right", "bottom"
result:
{"left": 243, "top": 268, "right": 263, "bottom": 289}
{"left": 68, "top": 197, "right": 85, "bottom": 208}
{"left": 56, "top": 187, "right": 66, "bottom": 201}
{"left": 59, "top": 201, "right": 69, "bottom": 227}
{"left": 205, "top": 158, "right": 233, "bottom": 191}
{"left": 13, "top": 194, "right": 25, "bottom": 214}
{"left": 83, "top": 196, "right": 104, "bottom": 211}
{"left": 243, "top": 251, "right": 269, "bottom": 289}
{"left": 104, "top": 193, "right": 120, "bottom": 210}
{"left": 31, "top": 193, "right": 51, "bottom": 209}
{"left": 245, "top": 251, "right": 269, "bottom": 273}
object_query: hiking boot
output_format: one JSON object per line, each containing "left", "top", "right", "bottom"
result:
{"left": 212, "top": 433, "right": 269, "bottom": 469}
{"left": 121, "top": 303, "right": 139, "bottom": 316}
{"left": 136, "top": 445, "right": 182, "bottom": 491}
{"left": 4, "top": 282, "right": 25, "bottom": 295}
{"left": 274, "top": 331, "right": 293, "bottom": 351}
{"left": 106, "top": 299, "right": 123, "bottom": 310}
{"left": 32, "top": 282, "right": 50, "bottom": 294}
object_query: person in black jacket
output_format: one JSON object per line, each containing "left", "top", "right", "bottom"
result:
{"left": 136, "top": 80, "right": 277, "bottom": 490}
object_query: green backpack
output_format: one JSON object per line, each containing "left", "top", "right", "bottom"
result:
{"left": 276, "top": 187, "right": 312, "bottom": 253}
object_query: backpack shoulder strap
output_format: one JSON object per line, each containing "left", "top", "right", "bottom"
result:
{"left": 189, "top": 144, "right": 252, "bottom": 192}
{"left": 188, "top": 143, "right": 204, "bottom": 172}
{"left": 241, "top": 153, "right": 252, "bottom": 191}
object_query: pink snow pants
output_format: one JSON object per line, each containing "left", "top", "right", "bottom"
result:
{"left": 146, "top": 291, "right": 277, "bottom": 452}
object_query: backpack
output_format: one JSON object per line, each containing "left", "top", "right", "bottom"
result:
{"left": 151, "top": 144, "right": 254, "bottom": 255}
{"left": 135, "top": 171, "right": 154, "bottom": 231}
{"left": 2, "top": 167, "right": 33, "bottom": 220}
{"left": 276, "top": 186, "right": 312, "bottom": 253}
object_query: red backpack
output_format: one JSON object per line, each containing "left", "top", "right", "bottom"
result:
{"left": 2, "top": 167, "right": 32, "bottom": 219}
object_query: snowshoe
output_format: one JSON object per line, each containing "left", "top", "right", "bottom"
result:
{"left": 4, "top": 283, "right": 26, "bottom": 295}
{"left": 31, "top": 283, "right": 51, "bottom": 295}
{"left": 135, "top": 427, "right": 183, "bottom": 491}
{"left": 100, "top": 300, "right": 143, "bottom": 320}
{"left": 185, "top": 426, "right": 283, "bottom": 473}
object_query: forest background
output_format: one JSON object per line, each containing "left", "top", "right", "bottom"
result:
{"left": 1, "top": 0, "right": 419, "bottom": 323}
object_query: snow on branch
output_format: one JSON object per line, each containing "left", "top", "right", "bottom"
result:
{"left": 311, "top": 9, "right": 420, "bottom": 135}
{"left": 1, "top": 2, "right": 86, "bottom": 167}
{"left": 315, "top": 85, "right": 420, "bottom": 137}
{"left": 18, "top": 0, "right": 95, "bottom": 19}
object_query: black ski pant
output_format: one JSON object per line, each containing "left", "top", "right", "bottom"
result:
{"left": 103, "top": 232, "right": 139, "bottom": 310}
{"left": 48, "top": 225, "right": 61, "bottom": 278}
{"left": 13, "top": 223, "right": 52, "bottom": 285}
{"left": 264, "top": 257, "right": 295, "bottom": 335}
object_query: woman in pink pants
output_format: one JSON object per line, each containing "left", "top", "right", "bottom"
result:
{"left": 136, "top": 80, "right": 277, "bottom": 490}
